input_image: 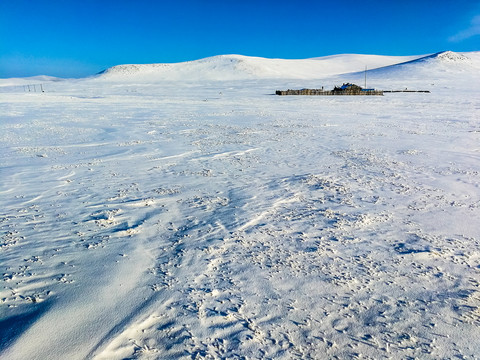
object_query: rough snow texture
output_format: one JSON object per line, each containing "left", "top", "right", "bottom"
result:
{"left": 1, "top": 51, "right": 480, "bottom": 359}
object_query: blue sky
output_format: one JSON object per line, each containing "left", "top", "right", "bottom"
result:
{"left": 1, "top": 0, "right": 479, "bottom": 78}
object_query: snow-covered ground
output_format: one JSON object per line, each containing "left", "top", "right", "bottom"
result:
{"left": 1, "top": 51, "right": 480, "bottom": 359}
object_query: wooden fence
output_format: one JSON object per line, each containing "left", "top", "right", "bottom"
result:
{"left": 383, "top": 90, "right": 430, "bottom": 93}
{"left": 276, "top": 89, "right": 384, "bottom": 96}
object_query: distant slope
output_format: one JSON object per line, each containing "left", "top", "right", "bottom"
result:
{"left": 0, "top": 75, "right": 63, "bottom": 87}
{"left": 329, "top": 50, "right": 480, "bottom": 92}
{"left": 96, "top": 54, "right": 426, "bottom": 82}
{"left": 3, "top": 51, "right": 478, "bottom": 84}
{"left": 358, "top": 51, "right": 480, "bottom": 80}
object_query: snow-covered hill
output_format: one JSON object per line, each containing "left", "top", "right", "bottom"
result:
{"left": 96, "top": 53, "right": 425, "bottom": 82}
{"left": 368, "top": 50, "right": 479, "bottom": 74}
{"left": 0, "top": 75, "right": 63, "bottom": 87}
{"left": 316, "top": 50, "right": 480, "bottom": 92}
{"left": 3, "top": 51, "right": 478, "bottom": 84}
{"left": 92, "top": 51, "right": 480, "bottom": 89}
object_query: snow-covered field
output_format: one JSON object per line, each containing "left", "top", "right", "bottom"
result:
{"left": 1, "top": 51, "right": 480, "bottom": 359}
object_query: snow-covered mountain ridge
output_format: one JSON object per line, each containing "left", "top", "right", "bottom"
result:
{"left": 96, "top": 53, "right": 421, "bottom": 81}
{"left": 354, "top": 50, "right": 480, "bottom": 85}
{"left": 96, "top": 51, "right": 479, "bottom": 82}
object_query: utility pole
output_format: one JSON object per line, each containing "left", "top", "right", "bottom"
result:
{"left": 364, "top": 66, "right": 367, "bottom": 89}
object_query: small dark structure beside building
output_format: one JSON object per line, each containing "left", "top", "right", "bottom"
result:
{"left": 276, "top": 83, "right": 383, "bottom": 96}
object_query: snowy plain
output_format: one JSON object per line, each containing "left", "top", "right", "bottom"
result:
{"left": 1, "top": 51, "right": 480, "bottom": 359}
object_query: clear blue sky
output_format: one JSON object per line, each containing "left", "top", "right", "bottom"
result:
{"left": 1, "top": 0, "right": 479, "bottom": 78}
